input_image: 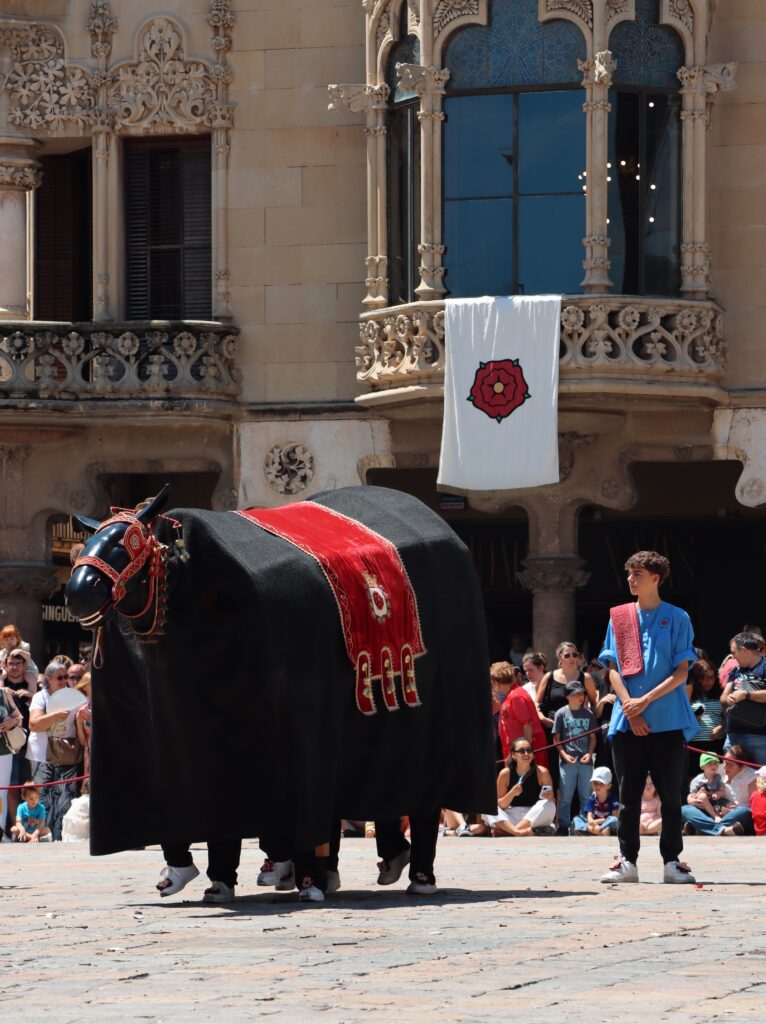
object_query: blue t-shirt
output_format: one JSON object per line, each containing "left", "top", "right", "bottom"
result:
{"left": 584, "top": 791, "right": 619, "bottom": 818}
{"left": 599, "top": 601, "right": 699, "bottom": 740}
{"left": 18, "top": 801, "right": 46, "bottom": 834}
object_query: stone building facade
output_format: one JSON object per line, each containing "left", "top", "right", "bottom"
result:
{"left": 0, "top": 0, "right": 764, "bottom": 661}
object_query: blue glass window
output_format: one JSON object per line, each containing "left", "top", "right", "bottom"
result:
{"left": 388, "top": 36, "right": 422, "bottom": 304}
{"left": 608, "top": 1, "right": 683, "bottom": 295}
{"left": 443, "top": 89, "right": 585, "bottom": 297}
{"left": 445, "top": 0, "right": 585, "bottom": 90}
{"left": 610, "top": 0, "right": 685, "bottom": 89}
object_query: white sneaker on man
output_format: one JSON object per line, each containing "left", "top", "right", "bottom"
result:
{"left": 325, "top": 869, "right": 341, "bottom": 894}
{"left": 600, "top": 857, "right": 639, "bottom": 883}
{"left": 298, "top": 883, "right": 325, "bottom": 903}
{"left": 376, "top": 847, "right": 410, "bottom": 885}
{"left": 202, "top": 881, "right": 236, "bottom": 903}
{"left": 274, "top": 860, "right": 295, "bottom": 891}
{"left": 663, "top": 860, "right": 695, "bottom": 884}
{"left": 406, "top": 873, "right": 437, "bottom": 896}
{"left": 156, "top": 863, "right": 200, "bottom": 897}
{"left": 257, "top": 858, "right": 277, "bottom": 886}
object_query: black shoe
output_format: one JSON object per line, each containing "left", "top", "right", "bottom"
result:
{"left": 556, "top": 825, "right": 570, "bottom": 837}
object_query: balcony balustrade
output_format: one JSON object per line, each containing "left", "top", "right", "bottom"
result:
{"left": 0, "top": 320, "right": 240, "bottom": 401}
{"left": 356, "top": 296, "right": 726, "bottom": 408}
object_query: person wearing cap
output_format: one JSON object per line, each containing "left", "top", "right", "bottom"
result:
{"left": 572, "top": 767, "right": 619, "bottom": 835}
{"left": 681, "top": 752, "right": 749, "bottom": 837}
{"left": 598, "top": 550, "right": 699, "bottom": 885}
{"left": 552, "top": 681, "right": 597, "bottom": 835}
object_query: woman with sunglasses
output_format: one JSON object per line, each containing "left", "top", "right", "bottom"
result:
{"left": 482, "top": 736, "right": 555, "bottom": 836}
{"left": 28, "top": 661, "right": 82, "bottom": 840}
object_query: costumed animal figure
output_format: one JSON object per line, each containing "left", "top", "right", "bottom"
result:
{"left": 65, "top": 485, "right": 497, "bottom": 879}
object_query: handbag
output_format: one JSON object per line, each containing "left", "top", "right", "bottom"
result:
{"left": 5, "top": 723, "right": 27, "bottom": 754}
{"left": 726, "top": 674, "right": 766, "bottom": 731}
{"left": 47, "top": 736, "right": 83, "bottom": 766}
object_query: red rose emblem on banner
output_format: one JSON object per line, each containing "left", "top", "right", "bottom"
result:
{"left": 467, "top": 359, "right": 531, "bottom": 423}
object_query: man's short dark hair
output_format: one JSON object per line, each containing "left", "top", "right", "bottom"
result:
{"left": 730, "top": 632, "right": 764, "bottom": 652}
{"left": 624, "top": 550, "right": 670, "bottom": 585}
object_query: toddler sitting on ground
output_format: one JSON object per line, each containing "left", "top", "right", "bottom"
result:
{"left": 640, "top": 775, "right": 662, "bottom": 835}
{"left": 572, "top": 766, "right": 619, "bottom": 835}
{"left": 11, "top": 784, "right": 51, "bottom": 843}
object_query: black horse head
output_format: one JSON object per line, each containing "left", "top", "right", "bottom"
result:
{"left": 65, "top": 485, "right": 172, "bottom": 628}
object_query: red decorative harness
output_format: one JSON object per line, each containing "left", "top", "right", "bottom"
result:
{"left": 609, "top": 602, "right": 644, "bottom": 678}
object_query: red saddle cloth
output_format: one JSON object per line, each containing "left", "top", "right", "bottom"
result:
{"left": 609, "top": 602, "right": 644, "bottom": 678}
{"left": 237, "top": 503, "right": 426, "bottom": 715}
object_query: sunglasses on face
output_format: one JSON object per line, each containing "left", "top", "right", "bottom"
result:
{"left": 68, "top": 673, "right": 83, "bottom": 680}
{"left": 515, "top": 748, "right": 533, "bottom": 755}
{"left": 561, "top": 652, "right": 577, "bottom": 659}
{"left": 52, "top": 674, "right": 67, "bottom": 681}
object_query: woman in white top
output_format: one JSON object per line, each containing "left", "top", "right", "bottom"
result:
{"left": 29, "top": 661, "right": 82, "bottom": 841}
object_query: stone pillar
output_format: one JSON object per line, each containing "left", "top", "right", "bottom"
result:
{"left": 677, "top": 63, "right": 736, "bottom": 298}
{"left": 579, "top": 52, "right": 614, "bottom": 293}
{"left": 328, "top": 82, "right": 390, "bottom": 308}
{"left": 0, "top": 564, "right": 59, "bottom": 664}
{"left": 518, "top": 556, "right": 591, "bottom": 659}
{"left": 0, "top": 137, "right": 41, "bottom": 320}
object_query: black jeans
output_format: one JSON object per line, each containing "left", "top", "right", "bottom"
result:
{"left": 375, "top": 810, "right": 440, "bottom": 885}
{"left": 611, "top": 729, "right": 686, "bottom": 865}
{"left": 162, "top": 840, "right": 242, "bottom": 889}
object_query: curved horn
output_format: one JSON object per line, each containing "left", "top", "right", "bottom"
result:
{"left": 72, "top": 514, "right": 102, "bottom": 535}
{"left": 136, "top": 483, "right": 172, "bottom": 525}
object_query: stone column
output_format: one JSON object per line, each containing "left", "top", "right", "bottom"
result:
{"left": 0, "top": 564, "right": 59, "bottom": 664}
{"left": 518, "top": 556, "right": 591, "bottom": 659}
{"left": 579, "top": 52, "right": 614, "bottom": 293}
{"left": 0, "top": 137, "right": 41, "bottom": 320}
{"left": 677, "top": 62, "right": 736, "bottom": 298}
{"left": 328, "top": 82, "right": 390, "bottom": 309}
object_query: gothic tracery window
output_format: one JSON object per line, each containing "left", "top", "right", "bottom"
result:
{"left": 441, "top": 0, "right": 587, "bottom": 298}
{"left": 608, "top": 0, "right": 685, "bottom": 295}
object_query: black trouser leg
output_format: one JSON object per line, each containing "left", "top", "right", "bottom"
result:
{"left": 611, "top": 731, "right": 649, "bottom": 865}
{"left": 326, "top": 819, "right": 342, "bottom": 873}
{"left": 375, "top": 819, "right": 410, "bottom": 863}
{"left": 161, "top": 842, "right": 193, "bottom": 868}
{"left": 648, "top": 730, "right": 686, "bottom": 865}
{"left": 294, "top": 849, "right": 327, "bottom": 892}
{"left": 206, "top": 839, "right": 242, "bottom": 888}
{"left": 409, "top": 810, "right": 440, "bottom": 885}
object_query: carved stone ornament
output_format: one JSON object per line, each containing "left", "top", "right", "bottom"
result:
{"left": 0, "top": 163, "right": 42, "bottom": 189}
{"left": 264, "top": 442, "right": 316, "bottom": 496}
{"left": 0, "top": 0, "right": 235, "bottom": 137}
{"left": 0, "top": 564, "right": 59, "bottom": 599}
{"left": 606, "top": 0, "right": 631, "bottom": 20}
{"left": 668, "top": 0, "right": 694, "bottom": 35}
{"left": 544, "top": 1, "right": 593, "bottom": 29}
{"left": 108, "top": 18, "right": 215, "bottom": 132}
{"left": 559, "top": 432, "right": 597, "bottom": 483}
{"left": 518, "top": 557, "right": 591, "bottom": 594}
{"left": 433, "top": 0, "right": 480, "bottom": 38}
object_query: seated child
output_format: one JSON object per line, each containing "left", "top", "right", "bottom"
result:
{"left": 11, "top": 783, "right": 51, "bottom": 843}
{"left": 572, "top": 766, "right": 619, "bottom": 835}
{"left": 640, "top": 774, "right": 662, "bottom": 835}
{"left": 750, "top": 766, "right": 766, "bottom": 837}
{"left": 687, "top": 753, "right": 735, "bottom": 822}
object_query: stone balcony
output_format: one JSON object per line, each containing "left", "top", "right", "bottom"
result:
{"left": 356, "top": 296, "right": 727, "bottom": 412}
{"left": 0, "top": 320, "right": 241, "bottom": 403}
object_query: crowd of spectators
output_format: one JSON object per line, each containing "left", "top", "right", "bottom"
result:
{"left": 444, "top": 627, "right": 766, "bottom": 840}
{"left": 0, "top": 623, "right": 91, "bottom": 844}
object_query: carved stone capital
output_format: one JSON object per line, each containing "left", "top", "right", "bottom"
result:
{"left": 579, "top": 51, "right": 616, "bottom": 89}
{"left": 0, "top": 163, "right": 42, "bottom": 191}
{"left": 396, "top": 64, "right": 450, "bottom": 98}
{"left": 678, "top": 63, "right": 737, "bottom": 99}
{"left": 328, "top": 82, "right": 390, "bottom": 114}
{"left": 518, "top": 557, "right": 591, "bottom": 594}
{"left": 0, "top": 564, "right": 59, "bottom": 600}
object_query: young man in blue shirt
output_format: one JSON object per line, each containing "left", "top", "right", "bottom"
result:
{"left": 599, "top": 550, "right": 699, "bottom": 884}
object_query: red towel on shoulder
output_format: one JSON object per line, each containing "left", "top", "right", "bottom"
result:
{"left": 610, "top": 602, "right": 644, "bottom": 678}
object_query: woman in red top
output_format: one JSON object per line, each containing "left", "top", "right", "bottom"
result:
{"left": 494, "top": 662, "right": 549, "bottom": 768}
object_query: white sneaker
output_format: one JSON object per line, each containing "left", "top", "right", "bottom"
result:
{"left": 325, "top": 869, "right": 341, "bottom": 894}
{"left": 257, "top": 858, "right": 277, "bottom": 886}
{"left": 202, "top": 881, "right": 236, "bottom": 903}
{"left": 376, "top": 847, "right": 411, "bottom": 885}
{"left": 156, "top": 863, "right": 200, "bottom": 897}
{"left": 600, "top": 857, "right": 639, "bottom": 884}
{"left": 298, "top": 884, "right": 325, "bottom": 903}
{"left": 406, "top": 873, "right": 437, "bottom": 895}
{"left": 663, "top": 860, "right": 695, "bottom": 884}
{"left": 274, "top": 860, "right": 295, "bottom": 891}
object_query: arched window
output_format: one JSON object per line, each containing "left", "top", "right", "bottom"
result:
{"left": 388, "top": 34, "right": 421, "bottom": 305}
{"left": 608, "top": 0, "right": 685, "bottom": 295}
{"left": 442, "top": 0, "right": 586, "bottom": 298}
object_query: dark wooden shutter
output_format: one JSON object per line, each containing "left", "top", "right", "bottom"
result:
{"left": 35, "top": 150, "right": 92, "bottom": 321}
{"left": 125, "top": 138, "right": 211, "bottom": 320}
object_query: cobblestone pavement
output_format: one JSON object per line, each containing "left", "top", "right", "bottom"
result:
{"left": 3, "top": 836, "right": 765, "bottom": 1022}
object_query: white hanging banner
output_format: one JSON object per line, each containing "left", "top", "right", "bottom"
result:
{"left": 437, "top": 295, "right": 562, "bottom": 493}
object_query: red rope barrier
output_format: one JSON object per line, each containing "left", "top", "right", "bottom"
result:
{"left": 0, "top": 773, "right": 89, "bottom": 792}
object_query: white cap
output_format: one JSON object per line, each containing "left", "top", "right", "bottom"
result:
{"left": 591, "top": 766, "right": 613, "bottom": 785}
